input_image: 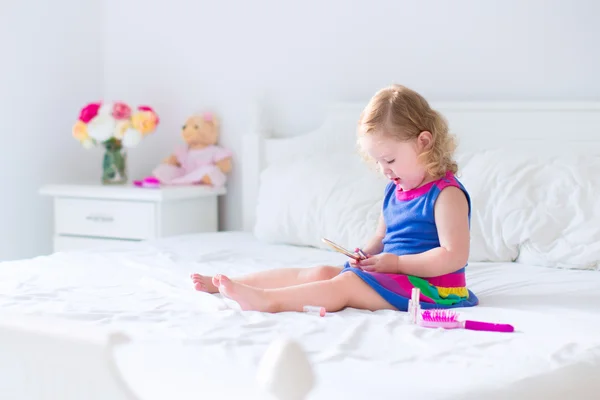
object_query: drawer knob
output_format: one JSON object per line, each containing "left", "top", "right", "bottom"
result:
{"left": 85, "top": 214, "right": 114, "bottom": 223}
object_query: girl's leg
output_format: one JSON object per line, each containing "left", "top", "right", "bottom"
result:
{"left": 213, "top": 271, "right": 395, "bottom": 313}
{"left": 190, "top": 265, "right": 342, "bottom": 293}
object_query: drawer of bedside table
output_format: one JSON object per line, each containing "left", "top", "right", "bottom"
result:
{"left": 54, "top": 198, "right": 156, "bottom": 240}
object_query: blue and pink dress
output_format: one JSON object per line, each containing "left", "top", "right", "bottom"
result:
{"left": 340, "top": 171, "right": 479, "bottom": 311}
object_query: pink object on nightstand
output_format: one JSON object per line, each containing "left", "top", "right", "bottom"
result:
{"left": 133, "top": 176, "right": 161, "bottom": 188}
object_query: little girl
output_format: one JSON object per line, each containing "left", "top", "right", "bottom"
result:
{"left": 191, "top": 84, "right": 479, "bottom": 313}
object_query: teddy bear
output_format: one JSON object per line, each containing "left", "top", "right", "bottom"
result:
{"left": 140, "top": 112, "right": 232, "bottom": 188}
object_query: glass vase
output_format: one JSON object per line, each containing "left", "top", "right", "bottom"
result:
{"left": 102, "top": 140, "right": 127, "bottom": 185}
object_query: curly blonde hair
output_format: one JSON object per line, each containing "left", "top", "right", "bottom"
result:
{"left": 358, "top": 84, "right": 458, "bottom": 178}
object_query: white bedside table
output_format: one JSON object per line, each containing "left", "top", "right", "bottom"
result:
{"left": 40, "top": 183, "right": 226, "bottom": 252}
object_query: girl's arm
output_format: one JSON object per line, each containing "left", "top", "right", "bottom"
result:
{"left": 349, "top": 213, "right": 386, "bottom": 266}
{"left": 396, "top": 186, "right": 470, "bottom": 277}
{"left": 363, "top": 213, "right": 386, "bottom": 255}
{"left": 358, "top": 187, "right": 469, "bottom": 277}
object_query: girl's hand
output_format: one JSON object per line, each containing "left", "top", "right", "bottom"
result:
{"left": 356, "top": 253, "right": 399, "bottom": 274}
{"left": 348, "top": 254, "right": 364, "bottom": 267}
{"left": 348, "top": 248, "right": 369, "bottom": 267}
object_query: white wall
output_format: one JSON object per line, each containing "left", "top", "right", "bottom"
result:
{"left": 3, "top": 0, "right": 598, "bottom": 260}
{"left": 0, "top": 1, "right": 104, "bottom": 261}
{"left": 103, "top": 0, "right": 599, "bottom": 232}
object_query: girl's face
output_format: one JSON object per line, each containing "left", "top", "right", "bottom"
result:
{"left": 359, "top": 131, "right": 432, "bottom": 191}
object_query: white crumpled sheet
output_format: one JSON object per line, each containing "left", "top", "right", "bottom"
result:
{"left": 1, "top": 232, "right": 599, "bottom": 399}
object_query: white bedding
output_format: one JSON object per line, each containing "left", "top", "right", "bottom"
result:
{"left": 1, "top": 232, "right": 600, "bottom": 399}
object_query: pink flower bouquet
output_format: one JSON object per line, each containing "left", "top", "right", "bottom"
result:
{"left": 72, "top": 101, "right": 159, "bottom": 184}
{"left": 72, "top": 102, "right": 159, "bottom": 148}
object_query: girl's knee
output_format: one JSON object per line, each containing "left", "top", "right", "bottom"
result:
{"left": 303, "top": 265, "right": 341, "bottom": 281}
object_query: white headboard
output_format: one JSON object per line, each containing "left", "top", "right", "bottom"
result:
{"left": 242, "top": 101, "right": 600, "bottom": 231}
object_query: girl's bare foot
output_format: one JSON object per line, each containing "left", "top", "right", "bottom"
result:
{"left": 190, "top": 273, "right": 218, "bottom": 293}
{"left": 213, "top": 274, "right": 274, "bottom": 312}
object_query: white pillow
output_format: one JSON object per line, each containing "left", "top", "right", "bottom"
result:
{"left": 253, "top": 152, "right": 387, "bottom": 252}
{"left": 255, "top": 149, "right": 600, "bottom": 270}
{"left": 459, "top": 150, "right": 600, "bottom": 270}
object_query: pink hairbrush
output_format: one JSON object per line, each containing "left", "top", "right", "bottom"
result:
{"left": 419, "top": 309, "right": 514, "bottom": 333}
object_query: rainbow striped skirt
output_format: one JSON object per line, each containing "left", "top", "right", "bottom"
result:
{"left": 340, "top": 264, "right": 479, "bottom": 311}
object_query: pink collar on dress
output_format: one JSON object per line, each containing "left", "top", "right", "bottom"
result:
{"left": 395, "top": 171, "right": 454, "bottom": 201}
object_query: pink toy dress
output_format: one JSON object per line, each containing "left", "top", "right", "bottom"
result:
{"left": 152, "top": 144, "right": 232, "bottom": 187}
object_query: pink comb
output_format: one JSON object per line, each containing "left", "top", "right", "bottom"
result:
{"left": 419, "top": 309, "right": 514, "bottom": 333}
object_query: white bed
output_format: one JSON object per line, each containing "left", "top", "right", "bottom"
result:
{"left": 2, "top": 101, "right": 600, "bottom": 399}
